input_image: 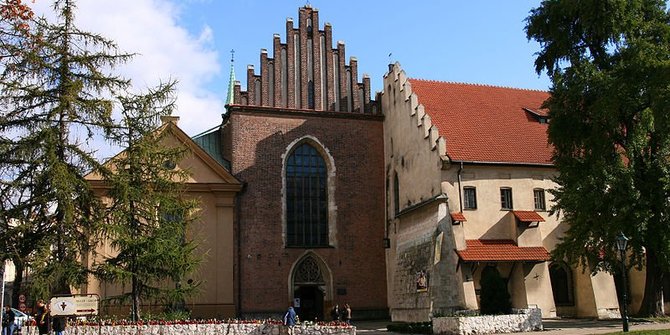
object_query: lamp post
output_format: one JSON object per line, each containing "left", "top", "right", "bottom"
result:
{"left": 616, "top": 232, "right": 629, "bottom": 332}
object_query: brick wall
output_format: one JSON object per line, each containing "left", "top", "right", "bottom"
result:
{"left": 226, "top": 107, "right": 387, "bottom": 319}
{"left": 232, "top": 6, "right": 373, "bottom": 114}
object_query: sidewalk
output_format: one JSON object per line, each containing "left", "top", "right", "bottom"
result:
{"left": 354, "top": 318, "right": 670, "bottom": 335}
{"left": 523, "top": 318, "right": 670, "bottom": 335}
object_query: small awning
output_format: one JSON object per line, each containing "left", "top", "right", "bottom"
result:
{"left": 512, "top": 210, "right": 545, "bottom": 222}
{"left": 456, "top": 239, "right": 551, "bottom": 262}
{"left": 450, "top": 212, "right": 467, "bottom": 222}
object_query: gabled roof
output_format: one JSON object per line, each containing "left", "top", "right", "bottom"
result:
{"left": 456, "top": 239, "right": 551, "bottom": 262}
{"left": 87, "top": 117, "right": 241, "bottom": 190}
{"left": 409, "top": 80, "right": 552, "bottom": 165}
{"left": 157, "top": 119, "right": 241, "bottom": 187}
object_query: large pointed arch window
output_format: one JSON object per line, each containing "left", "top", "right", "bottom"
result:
{"left": 286, "top": 143, "right": 328, "bottom": 247}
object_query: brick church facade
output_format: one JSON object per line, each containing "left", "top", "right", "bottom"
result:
{"left": 220, "top": 6, "right": 387, "bottom": 320}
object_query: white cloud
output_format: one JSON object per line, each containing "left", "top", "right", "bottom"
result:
{"left": 31, "top": 0, "right": 224, "bottom": 139}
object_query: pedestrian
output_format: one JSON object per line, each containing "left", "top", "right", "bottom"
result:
{"left": 34, "top": 299, "right": 49, "bottom": 335}
{"left": 52, "top": 316, "right": 66, "bottom": 335}
{"left": 343, "top": 303, "right": 352, "bottom": 324}
{"left": 283, "top": 306, "right": 297, "bottom": 335}
{"left": 330, "top": 304, "right": 340, "bottom": 321}
{"left": 2, "top": 306, "right": 15, "bottom": 335}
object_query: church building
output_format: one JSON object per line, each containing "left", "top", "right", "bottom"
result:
{"left": 216, "top": 5, "right": 387, "bottom": 320}
{"left": 79, "top": 4, "right": 670, "bottom": 322}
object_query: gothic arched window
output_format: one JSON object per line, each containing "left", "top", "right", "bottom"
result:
{"left": 286, "top": 143, "right": 328, "bottom": 247}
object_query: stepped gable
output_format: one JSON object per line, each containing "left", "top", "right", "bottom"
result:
{"left": 231, "top": 5, "right": 375, "bottom": 114}
{"left": 408, "top": 79, "right": 552, "bottom": 165}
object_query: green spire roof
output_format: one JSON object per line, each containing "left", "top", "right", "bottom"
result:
{"left": 225, "top": 49, "right": 236, "bottom": 105}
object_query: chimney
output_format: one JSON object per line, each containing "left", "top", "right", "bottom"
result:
{"left": 160, "top": 115, "right": 179, "bottom": 125}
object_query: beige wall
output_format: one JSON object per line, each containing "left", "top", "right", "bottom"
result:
{"left": 383, "top": 65, "right": 464, "bottom": 322}
{"left": 382, "top": 64, "right": 444, "bottom": 218}
{"left": 441, "top": 165, "right": 558, "bottom": 244}
{"left": 85, "top": 124, "right": 240, "bottom": 319}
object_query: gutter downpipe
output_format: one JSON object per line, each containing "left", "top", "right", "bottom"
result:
{"left": 457, "top": 162, "right": 464, "bottom": 212}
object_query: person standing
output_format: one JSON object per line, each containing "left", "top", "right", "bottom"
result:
{"left": 2, "top": 306, "right": 15, "bottom": 335}
{"left": 283, "top": 306, "right": 297, "bottom": 335}
{"left": 52, "top": 316, "right": 66, "bottom": 335}
{"left": 34, "top": 299, "right": 49, "bottom": 335}
{"left": 343, "top": 304, "right": 352, "bottom": 324}
{"left": 330, "top": 304, "right": 340, "bottom": 321}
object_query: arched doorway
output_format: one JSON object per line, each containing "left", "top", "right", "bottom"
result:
{"left": 292, "top": 255, "right": 328, "bottom": 321}
{"left": 549, "top": 262, "right": 574, "bottom": 306}
{"left": 295, "top": 285, "right": 324, "bottom": 322}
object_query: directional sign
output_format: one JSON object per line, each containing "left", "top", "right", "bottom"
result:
{"left": 50, "top": 294, "right": 99, "bottom": 316}
{"left": 50, "top": 296, "right": 76, "bottom": 316}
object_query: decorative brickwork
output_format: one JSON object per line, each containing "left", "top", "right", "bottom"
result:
{"left": 232, "top": 6, "right": 375, "bottom": 114}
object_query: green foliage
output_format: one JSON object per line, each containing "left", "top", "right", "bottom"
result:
{"left": 93, "top": 82, "right": 201, "bottom": 321}
{"left": 479, "top": 266, "right": 511, "bottom": 315}
{"left": 0, "top": 0, "right": 131, "bottom": 297}
{"left": 526, "top": 0, "right": 670, "bottom": 316}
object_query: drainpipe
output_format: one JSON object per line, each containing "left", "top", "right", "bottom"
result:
{"left": 457, "top": 162, "right": 464, "bottom": 212}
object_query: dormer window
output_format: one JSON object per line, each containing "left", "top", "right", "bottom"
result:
{"left": 523, "top": 107, "right": 550, "bottom": 124}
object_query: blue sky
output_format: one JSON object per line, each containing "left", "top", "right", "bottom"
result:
{"left": 183, "top": 0, "right": 550, "bottom": 94}
{"left": 32, "top": 0, "right": 549, "bottom": 140}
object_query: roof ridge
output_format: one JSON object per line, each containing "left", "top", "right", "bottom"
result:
{"left": 409, "top": 78, "right": 548, "bottom": 93}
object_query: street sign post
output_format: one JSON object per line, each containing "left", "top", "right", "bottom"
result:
{"left": 50, "top": 294, "right": 99, "bottom": 316}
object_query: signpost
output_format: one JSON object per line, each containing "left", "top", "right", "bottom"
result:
{"left": 49, "top": 294, "right": 99, "bottom": 316}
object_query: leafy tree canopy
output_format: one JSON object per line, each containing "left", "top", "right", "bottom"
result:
{"left": 526, "top": 0, "right": 670, "bottom": 316}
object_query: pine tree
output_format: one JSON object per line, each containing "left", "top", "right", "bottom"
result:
{"left": 526, "top": 0, "right": 670, "bottom": 316}
{"left": 0, "top": 0, "right": 132, "bottom": 298}
{"left": 94, "top": 83, "right": 200, "bottom": 321}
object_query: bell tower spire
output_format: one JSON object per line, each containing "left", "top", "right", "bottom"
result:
{"left": 225, "top": 49, "right": 236, "bottom": 105}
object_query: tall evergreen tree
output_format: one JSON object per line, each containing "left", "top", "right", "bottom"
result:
{"left": 526, "top": 0, "right": 670, "bottom": 316}
{"left": 0, "top": 0, "right": 131, "bottom": 297}
{"left": 94, "top": 83, "right": 200, "bottom": 321}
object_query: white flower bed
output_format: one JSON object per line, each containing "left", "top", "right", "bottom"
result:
{"left": 432, "top": 308, "right": 542, "bottom": 335}
{"left": 59, "top": 322, "right": 354, "bottom": 335}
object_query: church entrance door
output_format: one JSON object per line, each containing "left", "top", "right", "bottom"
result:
{"left": 294, "top": 285, "right": 324, "bottom": 322}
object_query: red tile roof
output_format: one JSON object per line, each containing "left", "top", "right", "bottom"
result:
{"left": 512, "top": 210, "right": 545, "bottom": 222}
{"left": 409, "top": 80, "right": 552, "bottom": 165}
{"left": 456, "top": 239, "right": 551, "bottom": 262}
{"left": 450, "top": 212, "right": 467, "bottom": 222}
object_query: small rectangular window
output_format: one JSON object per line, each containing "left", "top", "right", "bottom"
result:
{"left": 500, "top": 187, "right": 513, "bottom": 210}
{"left": 534, "top": 189, "right": 546, "bottom": 211}
{"left": 463, "top": 187, "right": 477, "bottom": 209}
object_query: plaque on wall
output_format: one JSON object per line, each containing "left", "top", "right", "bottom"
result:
{"left": 416, "top": 270, "right": 428, "bottom": 292}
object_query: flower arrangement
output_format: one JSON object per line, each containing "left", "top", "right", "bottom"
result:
{"left": 56, "top": 317, "right": 353, "bottom": 328}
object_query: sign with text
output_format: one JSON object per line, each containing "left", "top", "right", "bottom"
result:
{"left": 50, "top": 294, "right": 99, "bottom": 316}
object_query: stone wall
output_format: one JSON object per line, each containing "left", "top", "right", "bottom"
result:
{"left": 63, "top": 322, "right": 355, "bottom": 335}
{"left": 432, "top": 308, "right": 542, "bottom": 335}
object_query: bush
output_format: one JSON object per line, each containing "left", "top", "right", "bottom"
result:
{"left": 479, "top": 266, "right": 511, "bottom": 315}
